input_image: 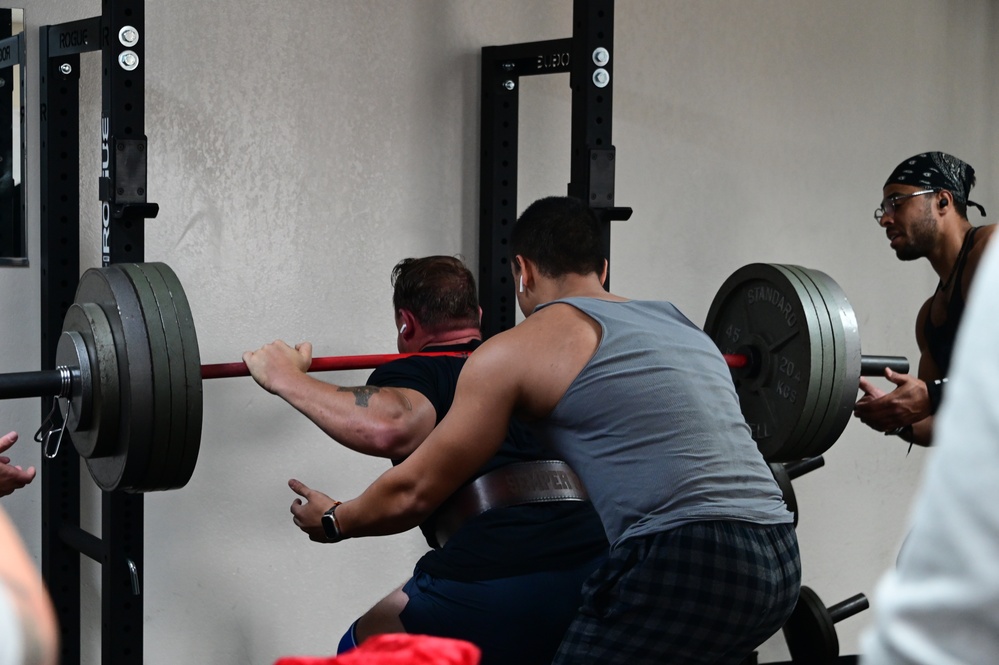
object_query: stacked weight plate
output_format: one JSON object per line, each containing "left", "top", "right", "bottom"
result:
{"left": 705, "top": 263, "right": 861, "bottom": 462}
{"left": 59, "top": 262, "right": 203, "bottom": 492}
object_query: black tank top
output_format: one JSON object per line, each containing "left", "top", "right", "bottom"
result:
{"left": 924, "top": 226, "right": 979, "bottom": 376}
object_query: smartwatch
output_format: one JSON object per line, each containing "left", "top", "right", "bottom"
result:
{"left": 321, "top": 501, "right": 346, "bottom": 543}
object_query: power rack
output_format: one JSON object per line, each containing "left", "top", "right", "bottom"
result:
{"left": 478, "top": 0, "right": 632, "bottom": 338}
{"left": 39, "top": 1, "right": 157, "bottom": 662}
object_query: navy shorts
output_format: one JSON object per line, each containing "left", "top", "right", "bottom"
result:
{"left": 399, "top": 554, "right": 605, "bottom": 665}
{"left": 552, "top": 520, "right": 800, "bottom": 665}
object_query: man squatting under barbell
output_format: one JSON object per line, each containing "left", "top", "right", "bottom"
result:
{"left": 854, "top": 152, "right": 994, "bottom": 446}
{"left": 274, "top": 196, "right": 801, "bottom": 665}
{"left": 242, "top": 256, "right": 609, "bottom": 665}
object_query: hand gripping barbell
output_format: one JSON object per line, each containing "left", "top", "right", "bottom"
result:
{"left": 0, "top": 262, "right": 905, "bottom": 492}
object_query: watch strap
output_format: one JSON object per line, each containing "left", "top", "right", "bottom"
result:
{"left": 321, "top": 501, "right": 344, "bottom": 542}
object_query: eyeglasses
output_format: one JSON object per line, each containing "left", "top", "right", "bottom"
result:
{"left": 874, "top": 189, "right": 937, "bottom": 222}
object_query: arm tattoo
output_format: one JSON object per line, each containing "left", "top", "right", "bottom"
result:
{"left": 338, "top": 386, "right": 380, "bottom": 407}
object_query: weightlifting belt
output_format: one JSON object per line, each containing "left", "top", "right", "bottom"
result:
{"left": 433, "top": 460, "right": 589, "bottom": 547}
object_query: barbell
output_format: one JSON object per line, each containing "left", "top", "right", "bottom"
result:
{"left": 2, "top": 261, "right": 905, "bottom": 492}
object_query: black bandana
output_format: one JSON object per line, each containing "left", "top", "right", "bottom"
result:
{"left": 884, "top": 152, "right": 986, "bottom": 216}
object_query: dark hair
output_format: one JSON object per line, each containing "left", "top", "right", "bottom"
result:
{"left": 391, "top": 256, "right": 480, "bottom": 332}
{"left": 953, "top": 196, "right": 970, "bottom": 220}
{"left": 510, "top": 196, "right": 606, "bottom": 278}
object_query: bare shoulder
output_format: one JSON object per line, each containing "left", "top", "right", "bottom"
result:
{"left": 467, "top": 303, "right": 601, "bottom": 419}
{"left": 964, "top": 223, "right": 998, "bottom": 287}
{"left": 972, "top": 223, "right": 996, "bottom": 251}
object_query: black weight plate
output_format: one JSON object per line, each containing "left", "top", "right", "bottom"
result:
{"left": 133, "top": 263, "right": 196, "bottom": 490}
{"left": 782, "top": 586, "right": 839, "bottom": 663}
{"left": 131, "top": 263, "right": 188, "bottom": 490}
{"left": 117, "top": 263, "right": 176, "bottom": 492}
{"left": 58, "top": 303, "right": 120, "bottom": 458}
{"left": 705, "top": 264, "right": 825, "bottom": 461}
{"left": 98, "top": 266, "right": 158, "bottom": 492}
{"left": 784, "top": 266, "right": 843, "bottom": 461}
{"left": 797, "top": 267, "right": 862, "bottom": 458}
{"left": 151, "top": 262, "right": 202, "bottom": 490}
{"left": 774, "top": 266, "right": 837, "bottom": 461}
{"left": 75, "top": 266, "right": 154, "bottom": 491}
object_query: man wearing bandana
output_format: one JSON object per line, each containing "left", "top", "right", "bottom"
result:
{"left": 854, "top": 152, "right": 995, "bottom": 446}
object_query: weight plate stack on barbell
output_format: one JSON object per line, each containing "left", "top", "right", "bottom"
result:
{"left": 787, "top": 266, "right": 862, "bottom": 461}
{"left": 59, "top": 262, "right": 203, "bottom": 492}
{"left": 705, "top": 263, "right": 862, "bottom": 463}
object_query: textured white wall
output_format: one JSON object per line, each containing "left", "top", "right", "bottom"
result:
{"left": 1, "top": 1, "right": 996, "bottom": 663}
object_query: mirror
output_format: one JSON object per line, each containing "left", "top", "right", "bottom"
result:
{"left": 0, "top": 8, "right": 25, "bottom": 266}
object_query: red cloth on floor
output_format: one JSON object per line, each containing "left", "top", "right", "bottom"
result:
{"left": 274, "top": 633, "right": 481, "bottom": 665}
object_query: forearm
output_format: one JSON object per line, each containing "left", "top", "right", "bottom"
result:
{"left": 332, "top": 405, "right": 511, "bottom": 538}
{"left": 335, "top": 467, "right": 443, "bottom": 538}
{"left": 317, "top": 341, "right": 521, "bottom": 541}
{"left": 272, "top": 372, "right": 427, "bottom": 458}
{"left": 893, "top": 417, "right": 933, "bottom": 448}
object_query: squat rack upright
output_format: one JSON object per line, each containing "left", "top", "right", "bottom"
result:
{"left": 39, "top": 1, "right": 156, "bottom": 662}
{"left": 478, "top": 0, "right": 631, "bottom": 338}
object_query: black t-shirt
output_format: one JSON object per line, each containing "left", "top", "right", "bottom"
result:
{"left": 366, "top": 341, "right": 608, "bottom": 581}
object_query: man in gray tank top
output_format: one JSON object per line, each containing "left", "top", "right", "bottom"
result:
{"left": 305, "top": 196, "right": 801, "bottom": 665}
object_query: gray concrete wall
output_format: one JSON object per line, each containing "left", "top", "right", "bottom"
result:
{"left": 1, "top": 1, "right": 994, "bottom": 662}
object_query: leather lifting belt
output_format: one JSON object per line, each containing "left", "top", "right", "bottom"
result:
{"left": 433, "top": 460, "right": 589, "bottom": 548}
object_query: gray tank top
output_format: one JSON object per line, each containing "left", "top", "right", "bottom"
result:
{"left": 532, "top": 297, "right": 792, "bottom": 547}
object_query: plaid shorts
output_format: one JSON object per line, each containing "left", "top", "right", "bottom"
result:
{"left": 552, "top": 520, "right": 800, "bottom": 665}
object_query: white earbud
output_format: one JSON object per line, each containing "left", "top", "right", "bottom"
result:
{"left": 519, "top": 275, "right": 524, "bottom": 294}
{"left": 399, "top": 323, "right": 407, "bottom": 334}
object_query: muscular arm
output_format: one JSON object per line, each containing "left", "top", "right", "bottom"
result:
{"left": 243, "top": 341, "right": 437, "bottom": 458}
{"left": 329, "top": 337, "right": 523, "bottom": 537}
